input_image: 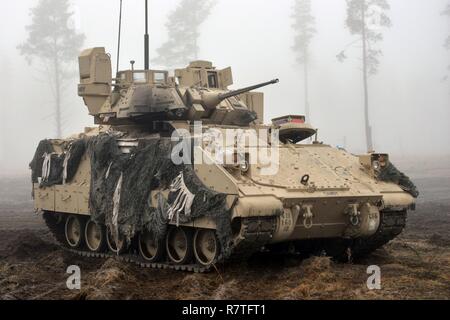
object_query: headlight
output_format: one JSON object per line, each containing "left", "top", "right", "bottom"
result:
{"left": 372, "top": 160, "right": 380, "bottom": 171}
{"left": 240, "top": 160, "right": 249, "bottom": 173}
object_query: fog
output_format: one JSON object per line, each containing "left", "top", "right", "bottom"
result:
{"left": 0, "top": 0, "right": 449, "bottom": 175}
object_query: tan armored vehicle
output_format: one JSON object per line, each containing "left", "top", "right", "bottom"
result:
{"left": 31, "top": 46, "right": 418, "bottom": 271}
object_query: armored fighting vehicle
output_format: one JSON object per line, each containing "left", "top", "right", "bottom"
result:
{"left": 31, "top": 46, "right": 418, "bottom": 271}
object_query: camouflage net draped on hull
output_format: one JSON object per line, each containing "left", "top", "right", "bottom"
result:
{"left": 30, "top": 139, "right": 86, "bottom": 187}
{"left": 87, "top": 134, "right": 232, "bottom": 259}
{"left": 31, "top": 134, "right": 233, "bottom": 260}
{"left": 378, "top": 163, "right": 419, "bottom": 198}
{"left": 30, "top": 140, "right": 54, "bottom": 183}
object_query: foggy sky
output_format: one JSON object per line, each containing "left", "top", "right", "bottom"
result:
{"left": 0, "top": 0, "right": 449, "bottom": 175}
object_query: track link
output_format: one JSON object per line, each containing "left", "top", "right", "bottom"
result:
{"left": 68, "top": 249, "right": 209, "bottom": 273}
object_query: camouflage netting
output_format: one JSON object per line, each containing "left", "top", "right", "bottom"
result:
{"left": 87, "top": 133, "right": 233, "bottom": 259}
{"left": 41, "top": 154, "right": 65, "bottom": 187}
{"left": 30, "top": 139, "right": 86, "bottom": 187}
{"left": 378, "top": 163, "right": 419, "bottom": 198}
{"left": 30, "top": 140, "right": 54, "bottom": 183}
{"left": 31, "top": 133, "right": 234, "bottom": 259}
{"left": 64, "top": 139, "right": 87, "bottom": 182}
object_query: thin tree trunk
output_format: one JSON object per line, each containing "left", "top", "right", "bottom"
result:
{"left": 361, "top": 0, "right": 373, "bottom": 152}
{"left": 54, "top": 54, "right": 62, "bottom": 138}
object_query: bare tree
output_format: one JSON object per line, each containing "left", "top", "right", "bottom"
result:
{"left": 18, "top": 0, "right": 84, "bottom": 138}
{"left": 152, "top": 0, "right": 216, "bottom": 68}
{"left": 291, "top": 0, "right": 316, "bottom": 122}
{"left": 339, "top": 0, "right": 391, "bottom": 152}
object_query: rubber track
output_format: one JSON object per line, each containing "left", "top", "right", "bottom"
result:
{"left": 43, "top": 212, "right": 277, "bottom": 273}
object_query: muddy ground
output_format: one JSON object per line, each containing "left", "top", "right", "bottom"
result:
{"left": 0, "top": 172, "right": 449, "bottom": 300}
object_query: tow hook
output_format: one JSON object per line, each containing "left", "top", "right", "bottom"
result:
{"left": 348, "top": 203, "right": 361, "bottom": 226}
{"left": 302, "top": 205, "right": 314, "bottom": 229}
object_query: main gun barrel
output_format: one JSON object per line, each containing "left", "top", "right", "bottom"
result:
{"left": 218, "top": 79, "right": 279, "bottom": 101}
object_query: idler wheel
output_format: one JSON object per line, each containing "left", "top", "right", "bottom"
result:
{"left": 166, "top": 227, "right": 193, "bottom": 265}
{"left": 106, "top": 227, "right": 127, "bottom": 254}
{"left": 138, "top": 230, "right": 164, "bottom": 262}
{"left": 65, "top": 215, "right": 85, "bottom": 249}
{"left": 193, "top": 229, "right": 220, "bottom": 266}
{"left": 84, "top": 220, "right": 106, "bottom": 253}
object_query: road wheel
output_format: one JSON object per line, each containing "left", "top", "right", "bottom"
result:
{"left": 193, "top": 229, "right": 220, "bottom": 266}
{"left": 84, "top": 220, "right": 106, "bottom": 253}
{"left": 166, "top": 227, "right": 193, "bottom": 265}
{"left": 138, "top": 230, "right": 164, "bottom": 262}
{"left": 65, "top": 215, "right": 85, "bottom": 249}
{"left": 106, "top": 227, "right": 127, "bottom": 254}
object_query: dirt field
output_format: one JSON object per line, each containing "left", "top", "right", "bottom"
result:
{"left": 0, "top": 171, "right": 449, "bottom": 300}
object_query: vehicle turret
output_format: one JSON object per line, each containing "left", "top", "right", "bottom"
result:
{"left": 78, "top": 49, "right": 278, "bottom": 127}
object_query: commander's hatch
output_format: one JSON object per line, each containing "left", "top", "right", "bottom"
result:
{"left": 175, "top": 61, "right": 233, "bottom": 89}
{"left": 272, "top": 115, "right": 317, "bottom": 144}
